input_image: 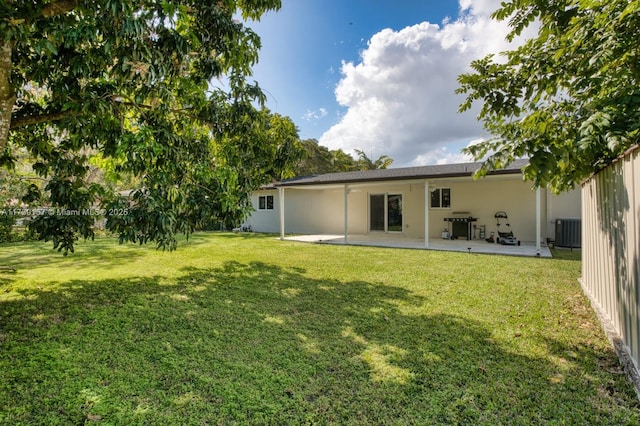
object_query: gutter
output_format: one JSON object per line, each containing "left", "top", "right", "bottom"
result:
{"left": 274, "top": 166, "right": 525, "bottom": 188}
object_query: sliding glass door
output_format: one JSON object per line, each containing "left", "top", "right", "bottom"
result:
{"left": 369, "top": 193, "right": 403, "bottom": 232}
{"left": 370, "top": 194, "right": 386, "bottom": 231}
{"left": 387, "top": 194, "right": 403, "bottom": 232}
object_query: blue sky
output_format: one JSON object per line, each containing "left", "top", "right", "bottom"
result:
{"left": 244, "top": 0, "right": 532, "bottom": 167}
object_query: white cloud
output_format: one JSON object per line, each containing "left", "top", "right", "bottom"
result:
{"left": 319, "top": 0, "right": 536, "bottom": 166}
{"left": 413, "top": 147, "right": 473, "bottom": 167}
{"left": 459, "top": 0, "right": 503, "bottom": 16}
{"left": 302, "top": 108, "right": 328, "bottom": 121}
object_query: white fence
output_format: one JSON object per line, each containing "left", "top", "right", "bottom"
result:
{"left": 581, "top": 145, "right": 640, "bottom": 390}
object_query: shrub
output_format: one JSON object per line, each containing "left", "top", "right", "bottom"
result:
{"left": 0, "top": 215, "right": 16, "bottom": 243}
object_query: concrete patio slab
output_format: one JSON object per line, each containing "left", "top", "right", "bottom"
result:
{"left": 282, "top": 234, "right": 553, "bottom": 257}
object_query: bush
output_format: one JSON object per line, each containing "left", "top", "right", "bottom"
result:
{"left": 12, "top": 225, "right": 39, "bottom": 242}
{"left": 0, "top": 215, "right": 16, "bottom": 243}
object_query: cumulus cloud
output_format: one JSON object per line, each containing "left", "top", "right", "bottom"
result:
{"left": 319, "top": 0, "right": 536, "bottom": 166}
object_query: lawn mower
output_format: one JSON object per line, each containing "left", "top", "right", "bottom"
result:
{"left": 494, "top": 211, "right": 520, "bottom": 245}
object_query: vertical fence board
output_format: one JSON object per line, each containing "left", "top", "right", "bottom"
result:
{"left": 582, "top": 146, "right": 640, "bottom": 372}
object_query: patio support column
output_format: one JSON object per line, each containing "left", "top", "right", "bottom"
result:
{"left": 535, "top": 186, "right": 541, "bottom": 255}
{"left": 344, "top": 184, "right": 349, "bottom": 243}
{"left": 424, "top": 180, "right": 429, "bottom": 248}
{"left": 279, "top": 186, "right": 285, "bottom": 240}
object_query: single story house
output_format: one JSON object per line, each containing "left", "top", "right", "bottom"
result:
{"left": 245, "top": 159, "right": 581, "bottom": 254}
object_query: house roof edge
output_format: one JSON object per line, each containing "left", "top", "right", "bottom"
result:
{"left": 272, "top": 159, "right": 529, "bottom": 188}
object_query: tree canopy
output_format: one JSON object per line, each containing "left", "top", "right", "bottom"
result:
{"left": 457, "top": 0, "right": 640, "bottom": 192}
{"left": 1, "top": 0, "right": 306, "bottom": 253}
{"left": 354, "top": 149, "right": 393, "bottom": 171}
{"left": 294, "top": 139, "right": 393, "bottom": 176}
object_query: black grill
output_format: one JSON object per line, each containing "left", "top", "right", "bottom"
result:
{"left": 444, "top": 216, "right": 477, "bottom": 240}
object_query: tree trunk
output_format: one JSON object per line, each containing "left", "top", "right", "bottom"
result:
{"left": 0, "top": 40, "right": 15, "bottom": 154}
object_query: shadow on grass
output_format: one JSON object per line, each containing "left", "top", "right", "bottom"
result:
{"left": 0, "top": 261, "right": 637, "bottom": 425}
{"left": 0, "top": 231, "right": 211, "bottom": 271}
{"left": 0, "top": 238, "right": 150, "bottom": 271}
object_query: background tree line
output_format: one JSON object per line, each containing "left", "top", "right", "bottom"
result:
{"left": 294, "top": 139, "right": 393, "bottom": 176}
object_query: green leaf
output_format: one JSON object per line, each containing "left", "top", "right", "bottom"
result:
{"left": 457, "top": 0, "right": 639, "bottom": 192}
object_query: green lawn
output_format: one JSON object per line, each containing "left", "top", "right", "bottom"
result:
{"left": 0, "top": 233, "right": 638, "bottom": 425}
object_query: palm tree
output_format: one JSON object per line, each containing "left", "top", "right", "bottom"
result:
{"left": 354, "top": 149, "right": 394, "bottom": 170}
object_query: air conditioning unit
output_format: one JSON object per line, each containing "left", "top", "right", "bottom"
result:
{"left": 555, "top": 219, "right": 581, "bottom": 248}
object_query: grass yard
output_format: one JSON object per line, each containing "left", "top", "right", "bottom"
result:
{"left": 0, "top": 232, "right": 638, "bottom": 425}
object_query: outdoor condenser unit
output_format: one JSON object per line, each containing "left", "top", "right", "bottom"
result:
{"left": 555, "top": 219, "right": 582, "bottom": 248}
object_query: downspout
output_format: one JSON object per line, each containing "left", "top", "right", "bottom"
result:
{"left": 344, "top": 184, "right": 349, "bottom": 243}
{"left": 279, "top": 186, "right": 285, "bottom": 240}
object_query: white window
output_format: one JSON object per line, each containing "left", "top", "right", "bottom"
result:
{"left": 258, "top": 195, "right": 274, "bottom": 210}
{"left": 430, "top": 188, "right": 451, "bottom": 209}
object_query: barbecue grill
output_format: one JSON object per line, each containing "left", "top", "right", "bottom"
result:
{"left": 443, "top": 214, "right": 477, "bottom": 240}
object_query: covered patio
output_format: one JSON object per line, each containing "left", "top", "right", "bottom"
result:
{"left": 283, "top": 233, "right": 553, "bottom": 258}
{"left": 244, "top": 160, "right": 580, "bottom": 258}
{"left": 271, "top": 160, "right": 557, "bottom": 257}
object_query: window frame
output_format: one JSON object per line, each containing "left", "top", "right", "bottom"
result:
{"left": 258, "top": 195, "right": 274, "bottom": 211}
{"left": 430, "top": 188, "right": 451, "bottom": 209}
{"left": 369, "top": 192, "right": 404, "bottom": 233}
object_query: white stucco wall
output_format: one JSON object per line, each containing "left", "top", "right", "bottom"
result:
{"left": 246, "top": 176, "right": 581, "bottom": 243}
{"left": 427, "top": 177, "right": 538, "bottom": 242}
{"left": 245, "top": 189, "right": 280, "bottom": 233}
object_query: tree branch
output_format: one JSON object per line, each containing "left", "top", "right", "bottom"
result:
{"left": 10, "top": 110, "right": 80, "bottom": 129}
{"left": 41, "top": 0, "right": 79, "bottom": 18}
{"left": 10, "top": 100, "right": 202, "bottom": 131}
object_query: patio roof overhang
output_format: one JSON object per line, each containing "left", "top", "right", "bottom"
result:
{"left": 276, "top": 158, "right": 529, "bottom": 188}
{"left": 274, "top": 159, "right": 542, "bottom": 256}
{"left": 275, "top": 172, "right": 525, "bottom": 191}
